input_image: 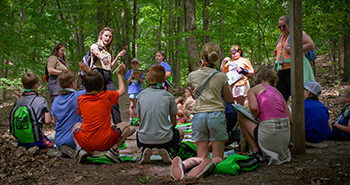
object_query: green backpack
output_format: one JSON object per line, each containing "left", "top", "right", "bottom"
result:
{"left": 176, "top": 141, "right": 197, "bottom": 160}
{"left": 213, "top": 154, "right": 259, "bottom": 175}
{"left": 9, "top": 96, "right": 42, "bottom": 143}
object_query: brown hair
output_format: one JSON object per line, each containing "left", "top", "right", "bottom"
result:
{"left": 22, "top": 73, "right": 40, "bottom": 89}
{"left": 255, "top": 69, "right": 278, "bottom": 87}
{"left": 339, "top": 88, "right": 350, "bottom": 97}
{"left": 175, "top": 97, "right": 184, "bottom": 105}
{"left": 148, "top": 65, "right": 165, "bottom": 83}
{"left": 202, "top": 42, "right": 221, "bottom": 64}
{"left": 83, "top": 71, "right": 104, "bottom": 92}
{"left": 58, "top": 70, "right": 76, "bottom": 88}
{"left": 156, "top": 51, "right": 166, "bottom": 61}
{"left": 98, "top": 27, "right": 114, "bottom": 51}
{"left": 279, "top": 15, "right": 289, "bottom": 25}
{"left": 51, "top": 43, "right": 66, "bottom": 60}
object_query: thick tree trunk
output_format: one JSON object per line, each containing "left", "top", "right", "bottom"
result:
{"left": 132, "top": 0, "right": 137, "bottom": 59}
{"left": 158, "top": 0, "right": 164, "bottom": 50}
{"left": 97, "top": 0, "right": 103, "bottom": 33}
{"left": 256, "top": 0, "right": 261, "bottom": 67}
{"left": 121, "top": 4, "right": 130, "bottom": 66}
{"left": 174, "top": 0, "right": 183, "bottom": 89}
{"left": 184, "top": 0, "right": 199, "bottom": 72}
{"left": 202, "top": 0, "right": 209, "bottom": 46}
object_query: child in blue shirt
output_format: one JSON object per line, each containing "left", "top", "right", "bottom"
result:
{"left": 51, "top": 70, "right": 86, "bottom": 158}
{"left": 303, "top": 81, "right": 331, "bottom": 147}
{"left": 328, "top": 88, "right": 350, "bottom": 141}
{"left": 125, "top": 58, "right": 144, "bottom": 124}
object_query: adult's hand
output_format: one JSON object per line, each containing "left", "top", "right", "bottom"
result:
{"left": 102, "top": 57, "right": 110, "bottom": 65}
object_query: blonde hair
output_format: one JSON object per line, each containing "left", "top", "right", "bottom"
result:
{"left": 279, "top": 15, "right": 289, "bottom": 25}
{"left": 58, "top": 70, "right": 76, "bottom": 88}
{"left": 148, "top": 65, "right": 165, "bottom": 83}
{"left": 202, "top": 42, "right": 221, "bottom": 64}
{"left": 22, "top": 73, "right": 39, "bottom": 89}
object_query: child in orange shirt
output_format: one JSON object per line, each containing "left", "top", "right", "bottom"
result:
{"left": 72, "top": 63, "right": 131, "bottom": 163}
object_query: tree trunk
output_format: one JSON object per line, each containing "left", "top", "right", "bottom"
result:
{"left": 202, "top": 0, "right": 209, "bottom": 46}
{"left": 331, "top": 38, "right": 336, "bottom": 75}
{"left": 174, "top": 0, "right": 183, "bottom": 89}
{"left": 97, "top": 0, "right": 103, "bottom": 33}
{"left": 132, "top": 0, "right": 137, "bottom": 59}
{"left": 184, "top": 0, "right": 199, "bottom": 72}
{"left": 169, "top": 0, "right": 173, "bottom": 67}
{"left": 158, "top": 0, "right": 164, "bottom": 50}
{"left": 219, "top": 14, "right": 225, "bottom": 60}
{"left": 121, "top": 4, "right": 130, "bottom": 66}
{"left": 344, "top": 0, "right": 350, "bottom": 81}
{"left": 338, "top": 36, "right": 342, "bottom": 71}
{"left": 256, "top": 0, "right": 261, "bottom": 67}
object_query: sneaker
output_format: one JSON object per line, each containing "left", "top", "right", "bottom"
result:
{"left": 47, "top": 148, "right": 63, "bottom": 157}
{"left": 75, "top": 148, "right": 88, "bottom": 164}
{"left": 128, "top": 119, "right": 132, "bottom": 125}
{"left": 105, "top": 148, "right": 121, "bottom": 163}
{"left": 159, "top": 148, "right": 172, "bottom": 164}
{"left": 187, "top": 157, "right": 215, "bottom": 178}
{"left": 252, "top": 150, "right": 264, "bottom": 162}
{"left": 171, "top": 156, "right": 184, "bottom": 180}
{"left": 139, "top": 148, "right": 153, "bottom": 164}
{"left": 59, "top": 144, "right": 75, "bottom": 159}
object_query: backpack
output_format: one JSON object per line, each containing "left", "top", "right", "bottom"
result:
{"left": 213, "top": 154, "right": 259, "bottom": 175}
{"left": 9, "top": 96, "right": 43, "bottom": 143}
{"left": 276, "top": 34, "right": 317, "bottom": 61}
{"left": 176, "top": 141, "right": 197, "bottom": 160}
{"left": 79, "top": 43, "right": 103, "bottom": 77}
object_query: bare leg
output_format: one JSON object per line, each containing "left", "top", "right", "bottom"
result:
{"left": 177, "top": 128, "right": 185, "bottom": 142}
{"left": 111, "top": 122, "right": 131, "bottom": 150}
{"left": 235, "top": 96, "right": 245, "bottom": 106}
{"left": 211, "top": 140, "right": 225, "bottom": 165}
{"left": 129, "top": 98, "right": 135, "bottom": 119}
{"left": 71, "top": 122, "right": 82, "bottom": 147}
{"left": 237, "top": 113, "right": 260, "bottom": 153}
{"left": 182, "top": 141, "right": 208, "bottom": 170}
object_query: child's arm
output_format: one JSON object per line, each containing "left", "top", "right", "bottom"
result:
{"left": 220, "top": 57, "right": 230, "bottom": 73}
{"left": 333, "top": 119, "right": 350, "bottom": 134}
{"left": 52, "top": 116, "right": 57, "bottom": 126}
{"left": 170, "top": 114, "right": 177, "bottom": 128}
{"left": 247, "top": 88, "right": 259, "bottom": 119}
{"left": 284, "top": 100, "right": 294, "bottom": 152}
{"left": 111, "top": 50, "right": 126, "bottom": 70}
{"left": 135, "top": 72, "right": 144, "bottom": 83}
{"left": 116, "top": 62, "right": 126, "bottom": 96}
{"left": 222, "top": 82, "right": 233, "bottom": 103}
{"left": 44, "top": 112, "right": 51, "bottom": 125}
{"left": 127, "top": 71, "right": 133, "bottom": 84}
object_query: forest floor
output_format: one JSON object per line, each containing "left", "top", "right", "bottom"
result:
{"left": 1, "top": 58, "right": 350, "bottom": 185}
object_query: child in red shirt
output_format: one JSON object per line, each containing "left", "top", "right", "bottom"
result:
{"left": 72, "top": 63, "right": 131, "bottom": 163}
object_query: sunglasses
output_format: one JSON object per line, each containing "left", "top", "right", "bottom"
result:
{"left": 278, "top": 25, "right": 287, "bottom": 29}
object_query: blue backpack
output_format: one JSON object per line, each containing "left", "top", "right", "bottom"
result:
{"left": 277, "top": 34, "right": 317, "bottom": 61}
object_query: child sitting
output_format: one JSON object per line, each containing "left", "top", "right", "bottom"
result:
{"left": 51, "top": 70, "right": 86, "bottom": 158}
{"left": 303, "top": 81, "right": 331, "bottom": 147}
{"left": 125, "top": 58, "right": 144, "bottom": 125}
{"left": 10, "top": 73, "right": 59, "bottom": 156}
{"left": 72, "top": 63, "right": 131, "bottom": 163}
{"left": 236, "top": 69, "right": 293, "bottom": 165}
{"left": 327, "top": 88, "right": 350, "bottom": 141}
{"left": 136, "top": 65, "right": 184, "bottom": 164}
{"left": 175, "top": 96, "right": 185, "bottom": 123}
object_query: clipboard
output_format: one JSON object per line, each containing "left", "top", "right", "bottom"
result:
{"left": 226, "top": 69, "right": 243, "bottom": 86}
{"left": 231, "top": 104, "right": 259, "bottom": 124}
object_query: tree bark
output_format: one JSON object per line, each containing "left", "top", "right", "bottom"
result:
{"left": 256, "top": 0, "right": 261, "bottom": 67}
{"left": 344, "top": 0, "right": 350, "bottom": 81}
{"left": 97, "top": 0, "right": 104, "bottom": 33}
{"left": 132, "top": 0, "right": 137, "bottom": 59}
{"left": 158, "top": 0, "right": 164, "bottom": 50}
{"left": 184, "top": 0, "right": 199, "bottom": 72}
{"left": 169, "top": 0, "right": 173, "bottom": 67}
{"left": 174, "top": 0, "right": 183, "bottom": 89}
{"left": 121, "top": 3, "right": 130, "bottom": 66}
{"left": 202, "top": 0, "right": 209, "bottom": 46}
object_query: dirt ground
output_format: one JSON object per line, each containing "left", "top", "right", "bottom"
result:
{"left": 1, "top": 59, "right": 350, "bottom": 185}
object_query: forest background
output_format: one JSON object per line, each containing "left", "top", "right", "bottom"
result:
{"left": 0, "top": 0, "right": 350, "bottom": 96}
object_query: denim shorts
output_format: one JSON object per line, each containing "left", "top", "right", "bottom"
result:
{"left": 129, "top": 93, "right": 139, "bottom": 99}
{"left": 192, "top": 111, "right": 228, "bottom": 141}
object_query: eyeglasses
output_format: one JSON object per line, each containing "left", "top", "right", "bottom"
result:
{"left": 339, "top": 95, "right": 348, "bottom": 97}
{"left": 278, "top": 25, "right": 287, "bottom": 29}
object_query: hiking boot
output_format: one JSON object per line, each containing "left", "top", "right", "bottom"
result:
{"left": 105, "top": 148, "right": 121, "bottom": 163}
{"left": 59, "top": 144, "right": 75, "bottom": 159}
{"left": 252, "top": 150, "right": 264, "bottom": 162}
{"left": 171, "top": 156, "right": 184, "bottom": 180}
{"left": 187, "top": 157, "right": 215, "bottom": 178}
{"left": 158, "top": 148, "right": 172, "bottom": 164}
{"left": 305, "top": 141, "right": 328, "bottom": 148}
{"left": 139, "top": 148, "right": 152, "bottom": 164}
{"left": 75, "top": 148, "right": 88, "bottom": 164}
{"left": 47, "top": 148, "right": 63, "bottom": 157}
{"left": 27, "top": 146, "right": 40, "bottom": 156}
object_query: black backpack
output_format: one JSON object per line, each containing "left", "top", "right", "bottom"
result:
{"left": 9, "top": 96, "right": 43, "bottom": 143}
{"left": 79, "top": 43, "right": 103, "bottom": 77}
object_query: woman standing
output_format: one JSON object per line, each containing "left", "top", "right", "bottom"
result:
{"left": 220, "top": 45, "right": 254, "bottom": 105}
{"left": 152, "top": 51, "right": 172, "bottom": 91}
{"left": 91, "top": 27, "right": 126, "bottom": 124}
{"left": 273, "top": 15, "right": 315, "bottom": 102}
{"left": 46, "top": 43, "right": 69, "bottom": 103}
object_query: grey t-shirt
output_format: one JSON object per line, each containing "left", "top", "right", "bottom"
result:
{"left": 136, "top": 87, "right": 178, "bottom": 144}
{"left": 15, "top": 95, "right": 49, "bottom": 124}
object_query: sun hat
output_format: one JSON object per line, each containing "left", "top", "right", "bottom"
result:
{"left": 304, "top": 81, "right": 322, "bottom": 96}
